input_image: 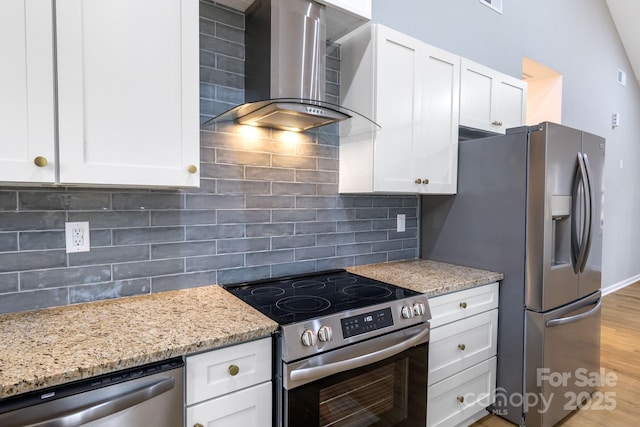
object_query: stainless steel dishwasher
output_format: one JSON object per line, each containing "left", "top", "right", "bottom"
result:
{"left": 0, "top": 357, "right": 184, "bottom": 427}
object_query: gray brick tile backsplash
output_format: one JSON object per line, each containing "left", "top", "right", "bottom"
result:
{"left": 186, "top": 253, "right": 244, "bottom": 272}
{"left": 317, "top": 232, "right": 354, "bottom": 246}
{"left": 272, "top": 235, "right": 315, "bottom": 249}
{"left": 0, "top": 273, "right": 19, "bottom": 293}
{"left": 69, "top": 278, "right": 150, "bottom": 304}
{"left": 0, "top": 191, "right": 17, "bottom": 210}
{"left": 245, "top": 166, "right": 295, "bottom": 182}
{"left": 0, "top": 8, "right": 419, "bottom": 313}
{"left": 246, "top": 249, "right": 294, "bottom": 266}
{"left": 271, "top": 260, "right": 316, "bottom": 277}
{"left": 272, "top": 182, "right": 317, "bottom": 196}
{"left": 272, "top": 155, "right": 316, "bottom": 169}
{"left": 186, "top": 224, "right": 244, "bottom": 241}
{"left": 355, "top": 253, "right": 388, "bottom": 266}
{"left": 0, "top": 233, "right": 17, "bottom": 252}
{"left": 246, "top": 223, "right": 294, "bottom": 238}
{"left": 69, "top": 246, "right": 149, "bottom": 267}
{"left": 67, "top": 211, "right": 149, "bottom": 228}
{"left": 337, "top": 243, "right": 372, "bottom": 256}
{"left": 151, "top": 210, "right": 217, "bottom": 226}
{"left": 113, "top": 259, "right": 184, "bottom": 280}
{"left": 151, "top": 241, "right": 216, "bottom": 259}
{"left": 218, "top": 210, "right": 270, "bottom": 224}
{"left": 217, "top": 179, "right": 270, "bottom": 195}
{"left": 0, "top": 212, "right": 66, "bottom": 231}
{"left": 186, "top": 194, "right": 244, "bottom": 209}
{"left": 21, "top": 265, "right": 111, "bottom": 290}
{"left": 19, "top": 192, "right": 110, "bottom": 211}
{"left": 216, "top": 266, "right": 271, "bottom": 284}
{"left": 0, "top": 288, "right": 68, "bottom": 314}
{"left": 0, "top": 250, "right": 66, "bottom": 273}
{"left": 113, "top": 227, "right": 184, "bottom": 245}
{"left": 19, "top": 231, "right": 65, "bottom": 250}
{"left": 246, "top": 195, "right": 294, "bottom": 209}
{"left": 112, "top": 193, "right": 184, "bottom": 210}
{"left": 272, "top": 209, "right": 316, "bottom": 222}
{"left": 151, "top": 271, "right": 217, "bottom": 292}
{"left": 295, "top": 246, "right": 335, "bottom": 261}
{"left": 217, "top": 237, "right": 270, "bottom": 254}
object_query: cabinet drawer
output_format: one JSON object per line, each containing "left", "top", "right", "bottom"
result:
{"left": 186, "top": 337, "right": 272, "bottom": 405}
{"left": 429, "top": 282, "right": 498, "bottom": 328}
{"left": 427, "top": 357, "right": 496, "bottom": 427}
{"left": 186, "top": 381, "right": 272, "bottom": 427}
{"left": 428, "top": 309, "right": 498, "bottom": 385}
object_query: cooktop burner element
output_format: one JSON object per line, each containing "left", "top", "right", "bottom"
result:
{"left": 225, "top": 270, "right": 421, "bottom": 325}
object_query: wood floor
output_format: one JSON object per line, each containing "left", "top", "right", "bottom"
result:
{"left": 472, "top": 282, "right": 640, "bottom": 427}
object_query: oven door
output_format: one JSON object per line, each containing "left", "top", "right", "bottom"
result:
{"left": 283, "top": 323, "right": 429, "bottom": 427}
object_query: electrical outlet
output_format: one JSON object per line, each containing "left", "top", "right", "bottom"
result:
{"left": 65, "top": 222, "right": 90, "bottom": 253}
{"left": 396, "top": 214, "right": 406, "bottom": 233}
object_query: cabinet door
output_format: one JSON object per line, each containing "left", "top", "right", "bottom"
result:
{"left": 186, "top": 382, "right": 272, "bottom": 427}
{"left": 416, "top": 45, "right": 459, "bottom": 194}
{"left": 373, "top": 26, "right": 420, "bottom": 193}
{"left": 55, "top": 0, "right": 199, "bottom": 187}
{"left": 493, "top": 75, "right": 527, "bottom": 131}
{"left": 460, "top": 59, "right": 494, "bottom": 133}
{"left": 0, "top": 0, "right": 56, "bottom": 184}
{"left": 460, "top": 58, "right": 526, "bottom": 134}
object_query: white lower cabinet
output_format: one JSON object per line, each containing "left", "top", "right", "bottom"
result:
{"left": 427, "top": 357, "right": 497, "bottom": 427}
{"left": 185, "top": 337, "right": 272, "bottom": 427}
{"left": 427, "top": 283, "right": 499, "bottom": 427}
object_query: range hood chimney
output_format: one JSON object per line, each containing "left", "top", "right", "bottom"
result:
{"left": 209, "top": 0, "right": 379, "bottom": 136}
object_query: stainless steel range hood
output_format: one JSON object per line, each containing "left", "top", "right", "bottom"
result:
{"left": 208, "top": 0, "right": 379, "bottom": 136}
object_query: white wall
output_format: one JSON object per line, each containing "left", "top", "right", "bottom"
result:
{"left": 372, "top": 0, "right": 640, "bottom": 290}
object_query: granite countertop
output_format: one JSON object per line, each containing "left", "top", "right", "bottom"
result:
{"left": 0, "top": 285, "right": 278, "bottom": 400}
{"left": 347, "top": 259, "right": 503, "bottom": 296}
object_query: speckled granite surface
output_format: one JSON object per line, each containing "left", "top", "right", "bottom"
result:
{"left": 347, "top": 259, "right": 503, "bottom": 297}
{"left": 0, "top": 285, "right": 277, "bottom": 400}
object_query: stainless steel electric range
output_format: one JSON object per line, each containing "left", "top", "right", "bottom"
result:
{"left": 224, "top": 269, "right": 431, "bottom": 427}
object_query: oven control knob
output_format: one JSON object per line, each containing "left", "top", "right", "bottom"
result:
{"left": 413, "top": 303, "right": 426, "bottom": 316}
{"left": 301, "top": 329, "right": 316, "bottom": 347}
{"left": 318, "top": 325, "right": 333, "bottom": 342}
{"left": 401, "top": 305, "right": 415, "bottom": 319}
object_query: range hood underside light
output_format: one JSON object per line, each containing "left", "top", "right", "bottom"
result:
{"left": 235, "top": 102, "right": 350, "bottom": 132}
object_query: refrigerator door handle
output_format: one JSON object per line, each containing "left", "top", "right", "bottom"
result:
{"left": 545, "top": 298, "right": 601, "bottom": 327}
{"left": 579, "top": 152, "right": 594, "bottom": 273}
{"left": 571, "top": 152, "right": 591, "bottom": 273}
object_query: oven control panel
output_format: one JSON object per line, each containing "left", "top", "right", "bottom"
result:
{"left": 341, "top": 307, "right": 394, "bottom": 338}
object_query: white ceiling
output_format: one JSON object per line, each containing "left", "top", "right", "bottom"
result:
{"left": 606, "top": 0, "right": 640, "bottom": 84}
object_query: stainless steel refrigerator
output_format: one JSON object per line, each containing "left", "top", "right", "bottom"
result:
{"left": 421, "top": 122, "right": 604, "bottom": 427}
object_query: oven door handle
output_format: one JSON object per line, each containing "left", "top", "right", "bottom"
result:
{"left": 289, "top": 327, "right": 429, "bottom": 384}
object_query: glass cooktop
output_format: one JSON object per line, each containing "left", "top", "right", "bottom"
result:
{"left": 223, "top": 270, "right": 421, "bottom": 325}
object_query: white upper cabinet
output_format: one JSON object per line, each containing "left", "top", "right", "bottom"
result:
{"left": 339, "top": 24, "right": 460, "bottom": 194}
{"left": 460, "top": 58, "right": 527, "bottom": 134}
{"left": 0, "top": 0, "right": 56, "bottom": 184}
{"left": 0, "top": 0, "right": 200, "bottom": 188}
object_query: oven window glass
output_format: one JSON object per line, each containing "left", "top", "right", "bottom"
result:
{"left": 287, "top": 343, "right": 427, "bottom": 427}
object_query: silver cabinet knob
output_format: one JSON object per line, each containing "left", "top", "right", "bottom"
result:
{"left": 401, "top": 306, "right": 415, "bottom": 319}
{"left": 301, "top": 329, "right": 316, "bottom": 346}
{"left": 318, "top": 325, "right": 333, "bottom": 342}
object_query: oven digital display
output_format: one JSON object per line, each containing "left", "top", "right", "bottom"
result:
{"left": 341, "top": 307, "right": 394, "bottom": 338}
